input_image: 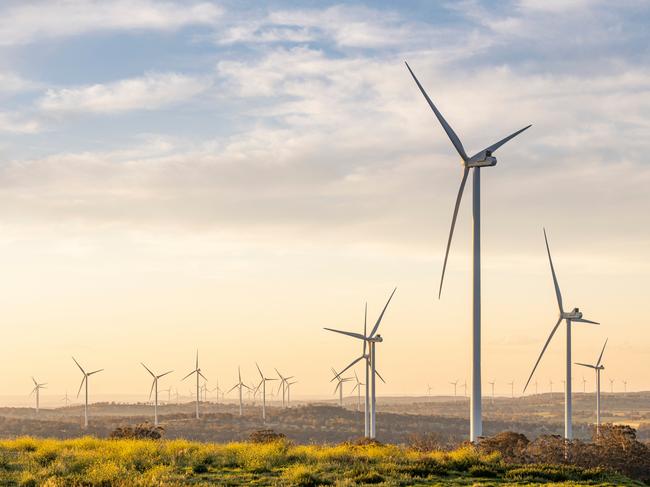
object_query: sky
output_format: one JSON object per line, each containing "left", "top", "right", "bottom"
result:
{"left": 0, "top": 0, "right": 649, "bottom": 404}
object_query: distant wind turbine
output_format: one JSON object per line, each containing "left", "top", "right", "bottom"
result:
{"left": 582, "top": 376, "right": 587, "bottom": 393}
{"left": 488, "top": 381, "right": 495, "bottom": 403}
{"left": 406, "top": 62, "right": 531, "bottom": 442}
{"left": 450, "top": 380, "right": 458, "bottom": 398}
{"left": 462, "top": 381, "right": 467, "bottom": 398}
{"left": 623, "top": 380, "right": 627, "bottom": 394}
{"left": 508, "top": 381, "right": 514, "bottom": 398}
{"left": 324, "top": 288, "right": 395, "bottom": 439}
{"left": 352, "top": 371, "right": 365, "bottom": 412}
{"left": 62, "top": 391, "right": 71, "bottom": 408}
{"left": 181, "top": 351, "right": 206, "bottom": 419}
{"left": 275, "top": 369, "right": 294, "bottom": 408}
{"left": 609, "top": 378, "right": 614, "bottom": 393}
{"left": 523, "top": 229, "right": 599, "bottom": 440}
{"left": 332, "top": 368, "right": 352, "bottom": 407}
{"left": 30, "top": 377, "right": 47, "bottom": 413}
{"left": 575, "top": 339, "right": 607, "bottom": 436}
{"left": 255, "top": 363, "right": 276, "bottom": 423}
{"left": 72, "top": 357, "right": 103, "bottom": 428}
{"left": 141, "top": 362, "right": 172, "bottom": 426}
{"left": 227, "top": 366, "right": 251, "bottom": 416}
{"left": 427, "top": 384, "right": 433, "bottom": 397}
{"left": 286, "top": 380, "right": 297, "bottom": 407}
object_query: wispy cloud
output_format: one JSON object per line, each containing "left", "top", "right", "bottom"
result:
{"left": 38, "top": 72, "right": 211, "bottom": 114}
{"left": 0, "top": 0, "right": 222, "bottom": 45}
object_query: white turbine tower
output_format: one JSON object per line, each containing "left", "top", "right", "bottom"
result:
{"left": 141, "top": 363, "right": 172, "bottom": 426}
{"left": 30, "top": 378, "right": 47, "bottom": 413}
{"left": 450, "top": 380, "right": 458, "bottom": 398}
{"left": 275, "top": 369, "right": 294, "bottom": 408}
{"left": 181, "top": 351, "right": 206, "bottom": 419}
{"left": 255, "top": 363, "right": 276, "bottom": 423}
{"left": 325, "top": 287, "right": 395, "bottom": 439}
{"left": 575, "top": 339, "right": 607, "bottom": 436}
{"left": 406, "top": 62, "right": 531, "bottom": 442}
{"left": 488, "top": 381, "right": 495, "bottom": 403}
{"left": 352, "top": 371, "right": 365, "bottom": 412}
{"left": 332, "top": 368, "right": 352, "bottom": 407}
{"left": 286, "top": 380, "right": 297, "bottom": 407}
{"left": 227, "top": 366, "right": 251, "bottom": 416}
{"left": 523, "top": 229, "right": 599, "bottom": 440}
{"left": 508, "top": 381, "right": 514, "bottom": 398}
{"left": 72, "top": 357, "right": 103, "bottom": 428}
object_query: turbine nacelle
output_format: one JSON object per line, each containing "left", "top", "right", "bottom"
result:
{"left": 563, "top": 308, "right": 583, "bottom": 320}
{"left": 368, "top": 334, "right": 383, "bottom": 343}
{"left": 465, "top": 151, "right": 497, "bottom": 168}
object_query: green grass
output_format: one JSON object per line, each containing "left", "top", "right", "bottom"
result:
{"left": 0, "top": 436, "right": 642, "bottom": 486}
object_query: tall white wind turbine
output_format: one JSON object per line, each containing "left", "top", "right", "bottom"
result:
{"left": 406, "top": 62, "right": 531, "bottom": 442}
{"left": 523, "top": 229, "right": 599, "bottom": 440}
{"left": 255, "top": 363, "right": 276, "bottom": 423}
{"left": 141, "top": 363, "right": 172, "bottom": 426}
{"left": 30, "top": 377, "right": 47, "bottom": 413}
{"left": 181, "top": 351, "right": 207, "bottom": 419}
{"left": 325, "top": 287, "right": 395, "bottom": 439}
{"left": 72, "top": 357, "right": 103, "bottom": 428}
{"left": 575, "top": 339, "right": 607, "bottom": 436}
{"left": 227, "top": 366, "right": 251, "bottom": 416}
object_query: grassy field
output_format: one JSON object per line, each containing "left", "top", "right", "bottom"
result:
{"left": 0, "top": 436, "right": 643, "bottom": 486}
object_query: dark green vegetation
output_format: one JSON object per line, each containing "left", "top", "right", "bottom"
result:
{"left": 0, "top": 435, "right": 643, "bottom": 486}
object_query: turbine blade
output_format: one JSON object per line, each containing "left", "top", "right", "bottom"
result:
{"left": 405, "top": 61, "right": 468, "bottom": 161}
{"left": 88, "top": 369, "right": 103, "bottom": 376}
{"left": 181, "top": 370, "right": 195, "bottom": 381}
{"left": 323, "top": 328, "right": 366, "bottom": 340}
{"left": 76, "top": 376, "right": 86, "bottom": 398}
{"left": 198, "top": 371, "right": 208, "bottom": 382}
{"left": 523, "top": 316, "right": 563, "bottom": 392}
{"left": 575, "top": 362, "right": 596, "bottom": 369}
{"left": 333, "top": 381, "right": 341, "bottom": 394}
{"left": 375, "top": 369, "right": 386, "bottom": 383}
{"left": 574, "top": 318, "right": 599, "bottom": 325}
{"left": 141, "top": 362, "right": 155, "bottom": 378}
{"left": 227, "top": 384, "right": 238, "bottom": 394}
{"left": 335, "top": 355, "right": 365, "bottom": 379}
{"left": 238, "top": 366, "right": 241, "bottom": 382}
{"left": 596, "top": 338, "right": 608, "bottom": 367}
{"left": 72, "top": 356, "right": 85, "bottom": 375}
{"left": 439, "top": 167, "right": 469, "bottom": 299}
{"left": 477, "top": 124, "right": 532, "bottom": 156}
{"left": 369, "top": 287, "right": 397, "bottom": 338}
{"left": 149, "top": 379, "right": 155, "bottom": 401}
{"left": 32, "top": 377, "right": 37, "bottom": 386}
{"left": 256, "top": 362, "right": 264, "bottom": 379}
{"left": 196, "top": 350, "right": 198, "bottom": 370}
{"left": 157, "top": 370, "right": 173, "bottom": 379}
{"left": 543, "top": 229, "right": 564, "bottom": 313}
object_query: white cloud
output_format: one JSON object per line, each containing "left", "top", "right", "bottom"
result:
{"left": 0, "top": 0, "right": 222, "bottom": 45}
{"left": 38, "top": 72, "right": 211, "bottom": 114}
{"left": 0, "top": 71, "right": 40, "bottom": 93}
{"left": 0, "top": 112, "right": 41, "bottom": 133}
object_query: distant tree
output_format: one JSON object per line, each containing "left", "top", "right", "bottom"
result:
{"left": 109, "top": 422, "right": 165, "bottom": 440}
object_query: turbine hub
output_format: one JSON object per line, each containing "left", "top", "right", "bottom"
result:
{"left": 368, "top": 334, "right": 383, "bottom": 343}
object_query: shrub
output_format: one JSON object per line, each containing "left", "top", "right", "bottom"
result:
{"left": 468, "top": 464, "right": 498, "bottom": 478}
{"left": 282, "top": 464, "right": 322, "bottom": 486}
{"left": 110, "top": 422, "right": 165, "bottom": 440}
{"left": 248, "top": 429, "right": 286, "bottom": 443}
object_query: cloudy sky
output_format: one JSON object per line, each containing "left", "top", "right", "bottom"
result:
{"left": 0, "top": 0, "right": 648, "bottom": 402}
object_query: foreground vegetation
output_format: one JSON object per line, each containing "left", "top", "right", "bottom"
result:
{"left": 0, "top": 433, "right": 644, "bottom": 486}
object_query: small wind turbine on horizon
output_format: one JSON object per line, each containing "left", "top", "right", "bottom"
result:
{"left": 141, "top": 362, "right": 172, "bottom": 426}
{"left": 29, "top": 377, "right": 46, "bottom": 413}
{"left": 332, "top": 368, "right": 352, "bottom": 407}
{"left": 324, "top": 288, "right": 396, "bottom": 439}
{"left": 286, "top": 380, "right": 297, "bottom": 407}
{"left": 406, "top": 61, "right": 531, "bottom": 442}
{"left": 227, "top": 366, "right": 251, "bottom": 416}
{"left": 72, "top": 357, "right": 103, "bottom": 428}
{"left": 275, "top": 369, "right": 294, "bottom": 408}
{"left": 181, "top": 351, "right": 207, "bottom": 420}
{"left": 450, "top": 380, "right": 458, "bottom": 398}
{"left": 576, "top": 339, "right": 607, "bottom": 436}
{"left": 62, "top": 390, "right": 71, "bottom": 408}
{"left": 582, "top": 376, "right": 587, "bottom": 393}
{"left": 352, "top": 371, "right": 365, "bottom": 412}
{"left": 609, "top": 378, "right": 614, "bottom": 393}
{"left": 523, "top": 229, "right": 599, "bottom": 440}
{"left": 508, "top": 381, "right": 514, "bottom": 398}
{"left": 488, "top": 381, "right": 495, "bottom": 403}
{"left": 255, "top": 363, "right": 276, "bottom": 423}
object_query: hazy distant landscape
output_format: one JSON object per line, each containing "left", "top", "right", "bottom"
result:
{"left": 2, "top": 393, "right": 648, "bottom": 445}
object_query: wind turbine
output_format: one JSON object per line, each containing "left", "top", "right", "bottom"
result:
{"left": 332, "top": 368, "right": 352, "bottom": 407}
{"left": 582, "top": 376, "right": 587, "bottom": 393}
{"left": 30, "top": 378, "right": 47, "bottom": 413}
{"left": 352, "top": 371, "right": 365, "bottom": 412}
{"left": 72, "top": 357, "right": 103, "bottom": 428}
{"left": 181, "top": 351, "right": 206, "bottom": 419}
{"left": 575, "top": 339, "right": 607, "bottom": 436}
{"left": 523, "top": 229, "right": 599, "bottom": 440}
{"left": 255, "top": 363, "right": 276, "bottom": 423}
{"left": 427, "top": 384, "right": 433, "bottom": 397}
{"left": 462, "top": 381, "right": 467, "bottom": 397}
{"left": 488, "top": 381, "right": 495, "bottom": 403}
{"left": 450, "top": 380, "right": 458, "bottom": 398}
{"left": 406, "top": 62, "right": 531, "bottom": 442}
{"left": 160, "top": 387, "right": 171, "bottom": 403}
{"left": 534, "top": 380, "right": 538, "bottom": 395}
{"left": 508, "top": 381, "right": 514, "bottom": 398}
{"left": 62, "top": 391, "right": 71, "bottom": 408}
{"left": 275, "top": 369, "right": 293, "bottom": 408}
{"left": 141, "top": 363, "right": 172, "bottom": 426}
{"left": 549, "top": 380, "right": 553, "bottom": 393}
{"left": 228, "top": 366, "right": 251, "bottom": 416}
{"left": 324, "top": 287, "right": 396, "bottom": 439}
{"left": 609, "top": 378, "right": 614, "bottom": 393}
{"left": 286, "top": 380, "right": 297, "bottom": 407}
{"left": 623, "top": 380, "right": 627, "bottom": 394}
